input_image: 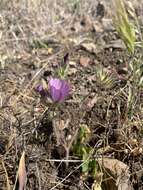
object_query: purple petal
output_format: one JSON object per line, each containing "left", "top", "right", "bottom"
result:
{"left": 49, "top": 78, "right": 70, "bottom": 102}
{"left": 36, "top": 85, "right": 43, "bottom": 92}
{"left": 49, "top": 79, "right": 62, "bottom": 90}
{"left": 60, "top": 81, "right": 70, "bottom": 101}
{"left": 36, "top": 85, "right": 48, "bottom": 96}
{"left": 50, "top": 86, "right": 61, "bottom": 102}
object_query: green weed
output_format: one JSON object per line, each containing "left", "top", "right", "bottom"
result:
{"left": 113, "top": 0, "right": 143, "bottom": 118}
{"left": 113, "top": 0, "right": 136, "bottom": 54}
{"left": 73, "top": 125, "right": 99, "bottom": 179}
{"left": 96, "top": 66, "right": 116, "bottom": 89}
{"left": 66, "top": 0, "right": 81, "bottom": 13}
{"left": 30, "top": 39, "right": 49, "bottom": 49}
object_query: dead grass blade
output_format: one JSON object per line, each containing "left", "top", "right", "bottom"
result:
{"left": 1, "top": 160, "right": 11, "bottom": 190}
{"left": 13, "top": 151, "right": 27, "bottom": 190}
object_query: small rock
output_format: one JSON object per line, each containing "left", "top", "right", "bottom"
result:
{"left": 79, "top": 56, "right": 91, "bottom": 67}
{"left": 69, "top": 61, "right": 77, "bottom": 67}
{"left": 102, "top": 18, "right": 114, "bottom": 31}
{"left": 105, "top": 39, "right": 126, "bottom": 50}
{"left": 81, "top": 42, "right": 97, "bottom": 54}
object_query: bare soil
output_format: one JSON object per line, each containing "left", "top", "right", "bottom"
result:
{"left": 0, "top": 1, "right": 143, "bottom": 190}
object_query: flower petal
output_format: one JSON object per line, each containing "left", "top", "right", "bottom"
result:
{"left": 36, "top": 85, "right": 48, "bottom": 96}
{"left": 50, "top": 86, "right": 61, "bottom": 102}
{"left": 60, "top": 81, "right": 70, "bottom": 101}
{"left": 49, "top": 78, "right": 70, "bottom": 102}
{"left": 49, "top": 79, "right": 62, "bottom": 90}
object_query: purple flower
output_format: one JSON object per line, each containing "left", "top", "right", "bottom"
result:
{"left": 49, "top": 78, "right": 70, "bottom": 102}
{"left": 36, "top": 84, "right": 48, "bottom": 96}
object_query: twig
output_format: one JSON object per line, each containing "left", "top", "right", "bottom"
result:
{"left": 36, "top": 162, "right": 41, "bottom": 190}
{"left": 46, "top": 159, "right": 83, "bottom": 163}
{"left": 1, "top": 160, "right": 11, "bottom": 190}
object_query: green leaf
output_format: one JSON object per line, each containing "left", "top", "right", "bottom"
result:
{"left": 113, "top": 0, "right": 136, "bottom": 54}
{"left": 82, "top": 147, "right": 90, "bottom": 174}
{"left": 92, "top": 182, "right": 102, "bottom": 190}
{"left": 89, "top": 160, "right": 98, "bottom": 178}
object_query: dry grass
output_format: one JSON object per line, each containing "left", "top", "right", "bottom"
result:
{"left": 0, "top": 0, "right": 100, "bottom": 51}
{"left": 0, "top": 0, "right": 143, "bottom": 189}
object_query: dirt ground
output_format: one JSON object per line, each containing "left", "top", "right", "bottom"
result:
{"left": 0, "top": 0, "right": 143, "bottom": 190}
